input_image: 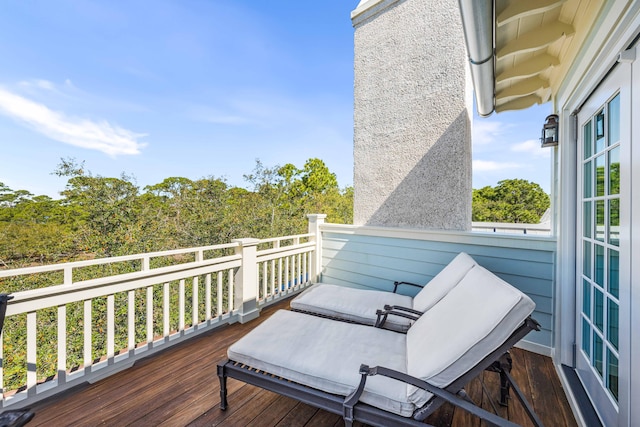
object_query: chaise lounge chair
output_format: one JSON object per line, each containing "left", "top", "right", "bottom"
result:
{"left": 218, "top": 266, "right": 544, "bottom": 427}
{"left": 290, "top": 252, "right": 478, "bottom": 332}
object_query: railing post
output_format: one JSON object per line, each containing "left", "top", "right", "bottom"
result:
{"left": 232, "top": 238, "right": 261, "bottom": 323}
{"left": 307, "top": 214, "right": 326, "bottom": 283}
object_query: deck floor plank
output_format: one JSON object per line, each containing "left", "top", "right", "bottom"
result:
{"left": 506, "top": 348, "right": 538, "bottom": 427}
{"left": 26, "top": 298, "right": 577, "bottom": 426}
{"left": 274, "top": 401, "right": 320, "bottom": 426}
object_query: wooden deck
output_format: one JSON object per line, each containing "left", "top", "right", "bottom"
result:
{"left": 27, "top": 298, "right": 577, "bottom": 426}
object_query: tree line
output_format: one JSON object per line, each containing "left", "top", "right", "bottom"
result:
{"left": 1, "top": 165, "right": 550, "bottom": 271}
{"left": 0, "top": 158, "right": 353, "bottom": 270}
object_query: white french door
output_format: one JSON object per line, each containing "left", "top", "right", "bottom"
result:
{"left": 576, "top": 63, "right": 631, "bottom": 427}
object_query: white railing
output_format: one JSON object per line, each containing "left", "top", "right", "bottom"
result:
{"left": 0, "top": 216, "right": 324, "bottom": 409}
{"left": 472, "top": 221, "right": 551, "bottom": 235}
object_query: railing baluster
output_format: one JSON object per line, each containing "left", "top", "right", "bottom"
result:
{"left": 217, "top": 272, "right": 223, "bottom": 316}
{"left": 227, "top": 269, "right": 234, "bottom": 313}
{"left": 163, "top": 283, "right": 170, "bottom": 338}
{"left": 270, "top": 259, "right": 275, "bottom": 296}
{"left": 302, "top": 252, "right": 307, "bottom": 285}
{"left": 293, "top": 238, "right": 300, "bottom": 286}
{"left": 26, "top": 312, "right": 37, "bottom": 396}
{"left": 284, "top": 257, "right": 289, "bottom": 291}
{"left": 179, "top": 279, "right": 185, "bottom": 332}
{"left": 107, "top": 295, "right": 115, "bottom": 359}
{"left": 192, "top": 276, "right": 199, "bottom": 327}
{"left": 278, "top": 257, "right": 283, "bottom": 293}
{"left": 262, "top": 262, "right": 268, "bottom": 300}
{"left": 205, "top": 274, "right": 212, "bottom": 321}
{"left": 128, "top": 290, "right": 135, "bottom": 351}
{"left": 147, "top": 286, "right": 154, "bottom": 343}
{"left": 57, "top": 305, "right": 67, "bottom": 384}
{"left": 83, "top": 300, "right": 92, "bottom": 370}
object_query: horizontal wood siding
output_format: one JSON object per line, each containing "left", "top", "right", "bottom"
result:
{"left": 319, "top": 226, "right": 556, "bottom": 352}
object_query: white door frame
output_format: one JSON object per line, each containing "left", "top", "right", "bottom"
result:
{"left": 575, "top": 63, "right": 631, "bottom": 427}
{"left": 554, "top": 6, "right": 640, "bottom": 425}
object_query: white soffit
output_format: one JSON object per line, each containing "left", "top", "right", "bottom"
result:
{"left": 494, "top": 0, "right": 605, "bottom": 113}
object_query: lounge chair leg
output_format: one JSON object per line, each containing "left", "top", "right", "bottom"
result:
{"left": 503, "top": 369, "right": 545, "bottom": 427}
{"left": 498, "top": 353, "right": 513, "bottom": 406}
{"left": 217, "top": 363, "right": 228, "bottom": 410}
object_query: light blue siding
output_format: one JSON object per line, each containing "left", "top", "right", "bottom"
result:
{"left": 320, "top": 230, "right": 556, "bottom": 351}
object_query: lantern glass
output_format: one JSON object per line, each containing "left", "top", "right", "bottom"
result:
{"left": 541, "top": 114, "right": 559, "bottom": 147}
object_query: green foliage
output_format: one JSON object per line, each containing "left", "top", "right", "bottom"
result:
{"left": 472, "top": 179, "right": 550, "bottom": 223}
{"left": 0, "top": 157, "right": 352, "bottom": 268}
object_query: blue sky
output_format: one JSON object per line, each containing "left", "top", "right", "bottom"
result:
{"left": 0, "top": 0, "right": 551, "bottom": 198}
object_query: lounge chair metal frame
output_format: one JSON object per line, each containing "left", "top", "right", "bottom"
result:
{"left": 217, "top": 316, "right": 544, "bottom": 427}
{"left": 374, "top": 304, "right": 422, "bottom": 329}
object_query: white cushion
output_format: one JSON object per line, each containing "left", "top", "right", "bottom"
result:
{"left": 290, "top": 284, "right": 413, "bottom": 332}
{"left": 406, "top": 266, "right": 535, "bottom": 407}
{"left": 411, "top": 252, "right": 478, "bottom": 312}
{"left": 290, "top": 252, "right": 478, "bottom": 331}
{"left": 228, "top": 310, "right": 415, "bottom": 417}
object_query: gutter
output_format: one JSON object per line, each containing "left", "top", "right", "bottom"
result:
{"left": 458, "top": 0, "right": 495, "bottom": 117}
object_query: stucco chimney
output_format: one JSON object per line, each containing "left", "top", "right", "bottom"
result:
{"left": 352, "top": 0, "right": 473, "bottom": 230}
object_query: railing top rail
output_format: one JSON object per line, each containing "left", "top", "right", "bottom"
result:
{"left": 5, "top": 254, "right": 242, "bottom": 309}
{"left": 0, "top": 242, "right": 240, "bottom": 278}
{"left": 257, "top": 241, "right": 316, "bottom": 259}
{"left": 258, "top": 233, "right": 314, "bottom": 244}
{"left": 471, "top": 221, "right": 551, "bottom": 230}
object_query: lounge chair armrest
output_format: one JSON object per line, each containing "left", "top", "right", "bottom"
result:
{"left": 382, "top": 305, "right": 423, "bottom": 316}
{"left": 357, "top": 364, "right": 523, "bottom": 427}
{"left": 343, "top": 366, "right": 370, "bottom": 424}
{"left": 374, "top": 307, "right": 421, "bottom": 330}
{"left": 392, "top": 281, "right": 424, "bottom": 293}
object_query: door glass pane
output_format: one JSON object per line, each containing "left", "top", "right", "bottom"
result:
{"left": 609, "top": 146, "right": 620, "bottom": 195}
{"left": 596, "top": 155, "right": 605, "bottom": 196}
{"left": 582, "top": 279, "right": 591, "bottom": 316}
{"left": 607, "top": 349, "right": 619, "bottom": 400}
{"left": 583, "top": 201, "right": 592, "bottom": 238}
{"left": 608, "top": 94, "right": 620, "bottom": 145}
{"left": 609, "top": 249, "right": 619, "bottom": 298}
{"left": 584, "top": 161, "right": 592, "bottom": 197}
{"left": 593, "top": 332, "right": 603, "bottom": 375}
{"left": 595, "top": 200, "right": 605, "bottom": 241}
{"left": 582, "top": 317, "right": 591, "bottom": 357}
{"left": 608, "top": 299, "right": 619, "bottom": 350}
{"left": 583, "top": 241, "right": 592, "bottom": 278}
{"left": 584, "top": 121, "right": 592, "bottom": 159}
{"left": 596, "top": 110, "right": 605, "bottom": 151}
{"left": 594, "top": 288, "right": 604, "bottom": 331}
{"left": 609, "top": 199, "right": 619, "bottom": 246}
{"left": 595, "top": 245, "right": 604, "bottom": 286}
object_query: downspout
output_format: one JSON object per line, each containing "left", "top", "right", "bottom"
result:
{"left": 457, "top": 0, "right": 495, "bottom": 117}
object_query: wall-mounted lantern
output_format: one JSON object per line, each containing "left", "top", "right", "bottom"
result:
{"left": 541, "top": 114, "right": 559, "bottom": 147}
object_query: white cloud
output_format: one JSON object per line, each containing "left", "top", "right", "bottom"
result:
{"left": 511, "top": 139, "right": 550, "bottom": 158}
{"left": 0, "top": 86, "right": 146, "bottom": 156}
{"left": 472, "top": 120, "right": 504, "bottom": 145}
{"left": 473, "top": 159, "right": 521, "bottom": 171}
